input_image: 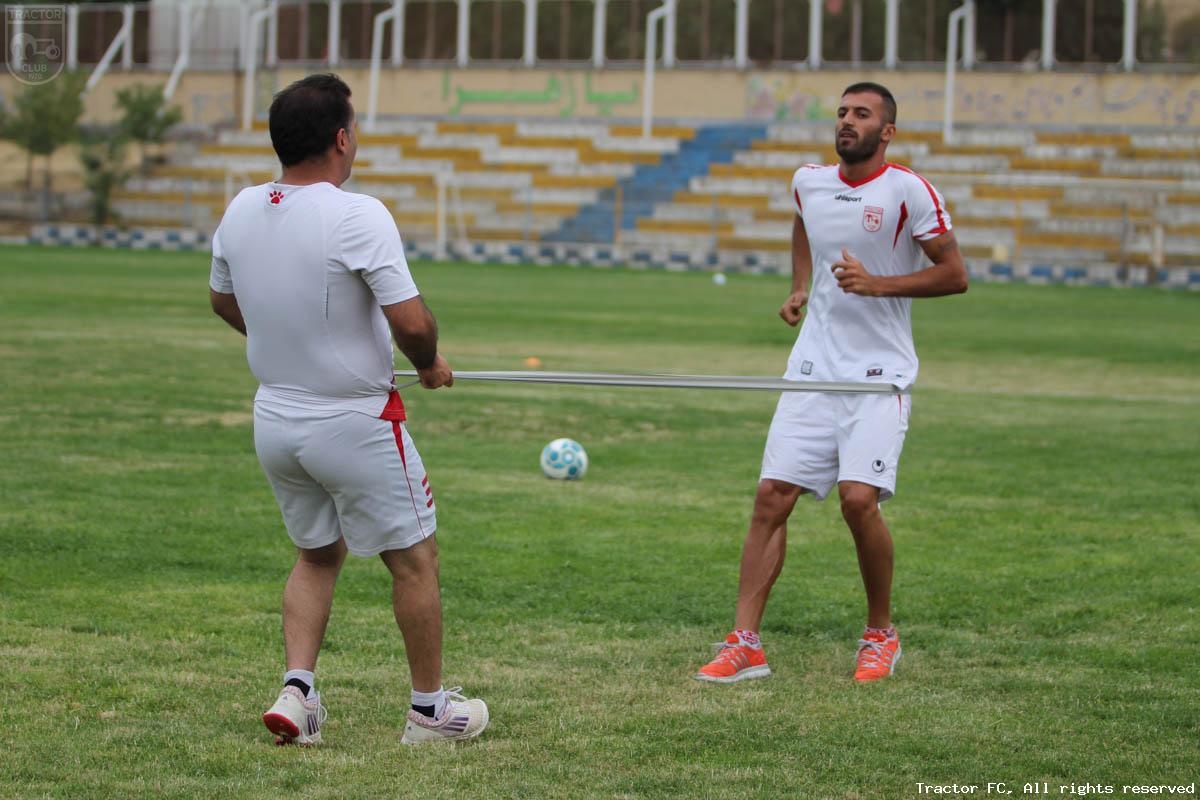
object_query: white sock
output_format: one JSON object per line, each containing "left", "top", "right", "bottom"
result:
{"left": 411, "top": 686, "right": 447, "bottom": 719}
{"left": 283, "top": 668, "right": 317, "bottom": 701}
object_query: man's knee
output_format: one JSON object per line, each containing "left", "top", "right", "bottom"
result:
{"left": 839, "top": 482, "right": 880, "bottom": 524}
{"left": 298, "top": 538, "right": 347, "bottom": 568}
{"left": 381, "top": 535, "right": 439, "bottom": 582}
{"left": 752, "top": 479, "right": 803, "bottom": 528}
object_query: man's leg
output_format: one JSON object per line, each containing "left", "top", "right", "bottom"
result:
{"left": 379, "top": 536, "right": 442, "bottom": 693}
{"left": 837, "top": 481, "right": 891, "bottom": 630}
{"left": 382, "top": 535, "right": 488, "bottom": 745}
{"left": 696, "top": 479, "right": 804, "bottom": 683}
{"left": 839, "top": 480, "right": 901, "bottom": 681}
{"left": 734, "top": 479, "right": 806, "bottom": 631}
{"left": 283, "top": 537, "right": 348, "bottom": 670}
{"left": 263, "top": 537, "right": 345, "bottom": 745}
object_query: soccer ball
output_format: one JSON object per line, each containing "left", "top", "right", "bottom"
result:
{"left": 540, "top": 438, "right": 588, "bottom": 480}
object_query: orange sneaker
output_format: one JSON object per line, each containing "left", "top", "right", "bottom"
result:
{"left": 854, "top": 629, "right": 901, "bottom": 682}
{"left": 694, "top": 633, "right": 771, "bottom": 684}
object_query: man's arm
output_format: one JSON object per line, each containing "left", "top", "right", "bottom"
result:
{"left": 380, "top": 296, "right": 453, "bottom": 389}
{"left": 831, "top": 231, "right": 968, "bottom": 298}
{"left": 779, "top": 215, "right": 813, "bottom": 326}
{"left": 209, "top": 289, "right": 246, "bottom": 335}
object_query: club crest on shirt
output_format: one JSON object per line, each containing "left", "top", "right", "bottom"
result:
{"left": 863, "top": 206, "right": 884, "bottom": 232}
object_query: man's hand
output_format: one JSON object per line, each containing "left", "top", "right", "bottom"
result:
{"left": 416, "top": 354, "right": 454, "bottom": 389}
{"left": 779, "top": 290, "right": 809, "bottom": 326}
{"left": 832, "top": 248, "right": 879, "bottom": 296}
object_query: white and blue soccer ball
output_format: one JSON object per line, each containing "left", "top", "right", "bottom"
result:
{"left": 540, "top": 438, "right": 588, "bottom": 480}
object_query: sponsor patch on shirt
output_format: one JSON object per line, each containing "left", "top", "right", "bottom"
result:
{"left": 801, "top": 360, "right": 813, "bottom": 375}
{"left": 866, "top": 367, "right": 883, "bottom": 377}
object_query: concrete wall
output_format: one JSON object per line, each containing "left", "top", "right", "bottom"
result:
{"left": 3, "top": 67, "right": 1199, "bottom": 129}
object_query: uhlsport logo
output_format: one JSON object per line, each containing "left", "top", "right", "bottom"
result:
{"left": 6, "top": 5, "right": 65, "bottom": 85}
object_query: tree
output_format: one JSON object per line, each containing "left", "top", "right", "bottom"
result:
{"left": 1172, "top": 12, "right": 1200, "bottom": 62}
{"left": 114, "top": 84, "right": 183, "bottom": 173}
{"left": 79, "top": 124, "right": 132, "bottom": 239}
{"left": 0, "top": 71, "right": 86, "bottom": 195}
{"left": 1139, "top": 0, "right": 1168, "bottom": 62}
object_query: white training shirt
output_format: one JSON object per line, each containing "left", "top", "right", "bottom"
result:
{"left": 787, "top": 162, "right": 951, "bottom": 389}
{"left": 209, "top": 181, "right": 419, "bottom": 415}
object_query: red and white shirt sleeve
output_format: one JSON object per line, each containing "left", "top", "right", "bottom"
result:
{"left": 899, "top": 168, "right": 952, "bottom": 241}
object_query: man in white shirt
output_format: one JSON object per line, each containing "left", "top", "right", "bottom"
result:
{"left": 209, "top": 74, "right": 487, "bottom": 744}
{"left": 695, "top": 82, "right": 968, "bottom": 684}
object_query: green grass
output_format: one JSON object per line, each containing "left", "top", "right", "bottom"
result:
{"left": 1, "top": 244, "right": 1197, "bottom": 799}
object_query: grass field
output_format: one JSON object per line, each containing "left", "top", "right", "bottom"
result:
{"left": 1, "top": 244, "right": 1197, "bottom": 799}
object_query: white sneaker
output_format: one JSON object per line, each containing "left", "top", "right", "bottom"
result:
{"left": 400, "top": 687, "right": 489, "bottom": 745}
{"left": 262, "top": 686, "right": 326, "bottom": 746}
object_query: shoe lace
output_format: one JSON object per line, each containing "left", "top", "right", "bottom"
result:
{"left": 856, "top": 639, "right": 888, "bottom": 669}
{"left": 444, "top": 686, "right": 466, "bottom": 704}
{"left": 307, "top": 696, "right": 328, "bottom": 726}
{"left": 711, "top": 643, "right": 746, "bottom": 665}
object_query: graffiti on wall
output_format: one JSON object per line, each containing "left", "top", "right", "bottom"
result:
{"left": 746, "top": 76, "right": 838, "bottom": 122}
{"left": 747, "top": 74, "right": 1200, "bottom": 127}
{"left": 930, "top": 82, "right": 1200, "bottom": 126}
{"left": 442, "top": 72, "right": 639, "bottom": 118}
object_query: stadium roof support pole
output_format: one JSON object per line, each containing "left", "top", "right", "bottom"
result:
{"left": 392, "top": 0, "right": 404, "bottom": 64}
{"left": 239, "top": 2, "right": 250, "bottom": 69}
{"left": 961, "top": 0, "right": 975, "bottom": 69}
{"left": 367, "top": 1, "right": 404, "bottom": 131}
{"left": 242, "top": 3, "right": 274, "bottom": 131}
{"left": 1121, "top": 0, "right": 1136, "bottom": 71}
{"left": 328, "top": 0, "right": 342, "bottom": 66}
{"left": 121, "top": 3, "right": 134, "bottom": 70}
{"left": 592, "top": 0, "right": 607, "bottom": 67}
{"left": 942, "top": 0, "right": 974, "bottom": 145}
{"left": 1040, "top": 0, "right": 1055, "bottom": 70}
{"left": 66, "top": 4, "right": 78, "bottom": 71}
{"left": 663, "top": 0, "right": 677, "bottom": 67}
{"left": 457, "top": 0, "right": 470, "bottom": 67}
{"left": 850, "top": 0, "right": 862, "bottom": 65}
{"left": 642, "top": 0, "right": 672, "bottom": 139}
{"left": 267, "top": 1, "right": 279, "bottom": 68}
{"left": 734, "top": 0, "right": 749, "bottom": 69}
{"left": 9, "top": 12, "right": 20, "bottom": 71}
{"left": 84, "top": 3, "right": 135, "bottom": 93}
{"left": 883, "top": 0, "right": 899, "bottom": 68}
{"left": 808, "top": 0, "right": 822, "bottom": 69}
{"left": 164, "top": 1, "right": 194, "bottom": 100}
{"left": 523, "top": 0, "right": 537, "bottom": 67}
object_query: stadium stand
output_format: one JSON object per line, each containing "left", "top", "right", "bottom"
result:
{"left": 3, "top": 0, "right": 1198, "bottom": 287}
{"left": 105, "top": 121, "right": 1199, "bottom": 281}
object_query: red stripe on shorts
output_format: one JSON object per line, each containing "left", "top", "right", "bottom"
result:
{"left": 389, "top": 420, "right": 428, "bottom": 538}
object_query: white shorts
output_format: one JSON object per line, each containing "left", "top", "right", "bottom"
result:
{"left": 253, "top": 402, "right": 436, "bottom": 557}
{"left": 760, "top": 390, "right": 912, "bottom": 502}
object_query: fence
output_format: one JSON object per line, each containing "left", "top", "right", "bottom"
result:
{"left": 1, "top": 0, "right": 1192, "bottom": 74}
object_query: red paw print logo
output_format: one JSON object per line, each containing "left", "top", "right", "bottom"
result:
{"left": 269, "top": 190, "right": 284, "bottom": 204}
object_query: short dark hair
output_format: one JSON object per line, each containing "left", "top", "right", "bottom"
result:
{"left": 841, "top": 82, "right": 897, "bottom": 126}
{"left": 269, "top": 74, "right": 353, "bottom": 167}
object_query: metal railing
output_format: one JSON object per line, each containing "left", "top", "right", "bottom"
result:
{"left": 1, "top": 0, "right": 1189, "bottom": 77}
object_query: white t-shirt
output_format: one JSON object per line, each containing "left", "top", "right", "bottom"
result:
{"left": 786, "top": 162, "right": 951, "bottom": 389}
{"left": 209, "top": 181, "right": 419, "bottom": 415}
